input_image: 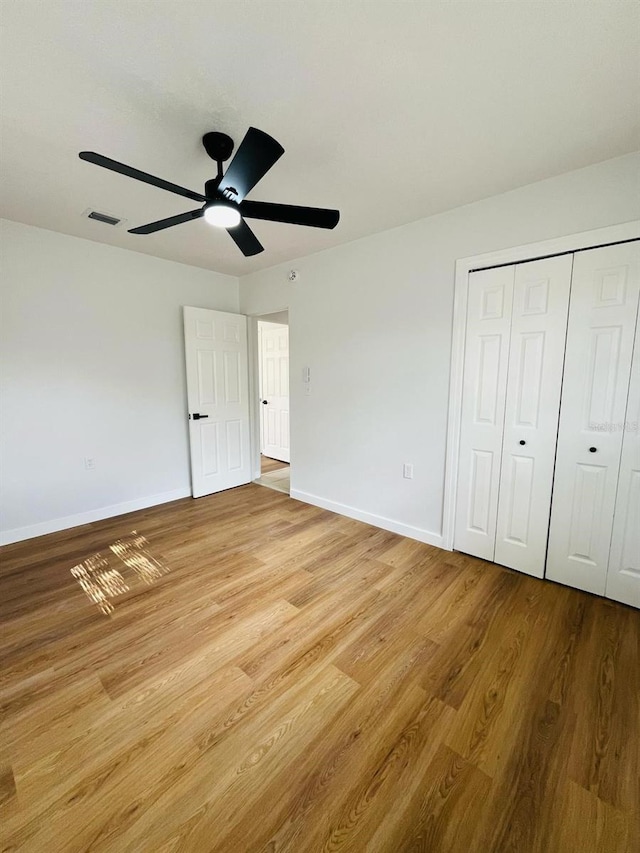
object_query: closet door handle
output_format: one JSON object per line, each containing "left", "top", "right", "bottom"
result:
{"left": 589, "top": 446, "right": 597, "bottom": 453}
{"left": 519, "top": 440, "right": 526, "bottom": 446}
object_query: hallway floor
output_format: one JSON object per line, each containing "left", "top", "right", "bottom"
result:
{"left": 254, "top": 455, "right": 290, "bottom": 495}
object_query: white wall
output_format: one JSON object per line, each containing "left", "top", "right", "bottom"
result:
{"left": 240, "top": 153, "right": 640, "bottom": 546}
{"left": 0, "top": 220, "right": 238, "bottom": 543}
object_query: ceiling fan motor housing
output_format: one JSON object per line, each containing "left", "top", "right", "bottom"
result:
{"left": 204, "top": 178, "right": 222, "bottom": 198}
{"left": 202, "top": 132, "right": 234, "bottom": 163}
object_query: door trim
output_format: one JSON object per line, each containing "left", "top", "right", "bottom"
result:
{"left": 442, "top": 219, "right": 640, "bottom": 551}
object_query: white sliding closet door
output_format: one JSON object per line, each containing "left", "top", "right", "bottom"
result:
{"left": 454, "top": 266, "right": 514, "bottom": 561}
{"left": 606, "top": 303, "right": 640, "bottom": 608}
{"left": 494, "top": 255, "right": 573, "bottom": 577}
{"left": 546, "top": 242, "right": 640, "bottom": 595}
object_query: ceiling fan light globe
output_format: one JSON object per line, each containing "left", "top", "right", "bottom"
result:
{"left": 204, "top": 204, "right": 241, "bottom": 228}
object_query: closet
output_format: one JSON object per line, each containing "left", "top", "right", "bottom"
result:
{"left": 453, "top": 240, "right": 639, "bottom": 608}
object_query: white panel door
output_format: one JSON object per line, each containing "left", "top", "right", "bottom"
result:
{"left": 183, "top": 306, "right": 251, "bottom": 498}
{"left": 606, "top": 302, "right": 640, "bottom": 608}
{"left": 546, "top": 241, "right": 640, "bottom": 594}
{"left": 454, "top": 265, "right": 514, "bottom": 561}
{"left": 260, "top": 322, "right": 290, "bottom": 463}
{"left": 494, "top": 254, "right": 573, "bottom": 577}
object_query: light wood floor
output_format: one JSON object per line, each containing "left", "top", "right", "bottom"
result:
{"left": 261, "top": 455, "right": 289, "bottom": 474}
{"left": 1, "top": 485, "right": 638, "bottom": 852}
{"left": 255, "top": 457, "right": 290, "bottom": 496}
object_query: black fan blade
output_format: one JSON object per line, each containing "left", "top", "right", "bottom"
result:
{"left": 79, "top": 152, "right": 207, "bottom": 203}
{"left": 227, "top": 218, "right": 264, "bottom": 256}
{"left": 128, "top": 208, "right": 204, "bottom": 235}
{"left": 240, "top": 200, "right": 339, "bottom": 230}
{"left": 218, "top": 128, "right": 284, "bottom": 203}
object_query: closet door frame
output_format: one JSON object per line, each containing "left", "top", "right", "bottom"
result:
{"left": 442, "top": 220, "right": 640, "bottom": 552}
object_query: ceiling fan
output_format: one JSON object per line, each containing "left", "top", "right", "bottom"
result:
{"left": 79, "top": 127, "right": 340, "bottom": 256}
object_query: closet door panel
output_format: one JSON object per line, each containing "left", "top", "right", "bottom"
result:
{"left": 546, "top": 242, "right": 640, "bottom": 595}
{"left": 454, "top": 266, "right": 514, "bottom": 560}
{"left": 494, "top": 254, "right": 573, "bottom": 577}
{"left": 606, "top": 305, "right": 640, "bottom": 608}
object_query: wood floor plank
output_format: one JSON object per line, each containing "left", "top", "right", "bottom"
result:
{"left": 0, "top": 766, "right": 16, "bottom": 807}
{"left": 468, "top": 586, "right": 605, "bottom": 853}
{"left": 118, "top": 666, "right": 359, "bottom": 853}
{"left": 219, "top": 642, "right": 446, "bottom": 852}
{"left": 421, "top": 568, "right": 519, "bottom": 709}
{"left": 0, "top": 484, "right": 638, "bottom": 852}
{"left": 547, "top": 779, "right": 632, "bottom": 853}
{"left": 566, "top": 599, "right": 640, "bottom": 812}
{"left": 261, "top": 456, "right": 289, "bottom": 474}
{"left": 443, "top": 574, "right": 550, "bottom": 779}
{"left": 295, "top": 696, "right": 458, "bottom": 852}
{"left": 235, "top": 584, "right": 383, "bottom": 686}
{"left": 1, "top": 671, "right": 112, "bottom": 762}
{"left": 373, "top": 742, "right": 492, "bottom": 852}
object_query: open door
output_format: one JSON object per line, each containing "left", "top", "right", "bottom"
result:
{"left": 183, "top": 306, "right": 251, "bottom": 497}
{"left": 259, "top": 321, "right": 290, "bottom": 463}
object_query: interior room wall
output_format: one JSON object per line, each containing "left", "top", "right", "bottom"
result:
{"left": 239, "top": 152, "right": 640, "bottom": 545}
{"left": 0, "top": 219, "right": 239, "bottom": 543}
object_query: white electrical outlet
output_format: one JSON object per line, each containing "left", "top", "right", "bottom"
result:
{"left": 403, "top": 463, "right": 414, "bottom": 479}
{"left": 84, "top": 457, "right": 96, "bottom": 470}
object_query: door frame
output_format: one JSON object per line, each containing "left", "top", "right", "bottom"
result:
{"left": 442, "top": 219, "right": 640, "bottom": 551}
{"left": 247, "top": 307, "right": 290, "bottom": 481}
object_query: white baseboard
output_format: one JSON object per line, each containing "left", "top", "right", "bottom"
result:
{"left": 1, "top": 486, "right": 445, "bottom": 550}
{"left": 290, "top": 489, "right": 444, "bottom": 549}
{"left": 0, "top": 487, "right": 191, "bottom": 546}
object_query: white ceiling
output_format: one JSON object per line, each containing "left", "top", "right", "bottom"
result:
{"left": 1, "top": 1, "right": 638, "bottom": 277}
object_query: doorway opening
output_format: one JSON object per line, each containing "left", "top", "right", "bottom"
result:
{"left": 253, "top": 311, "right": 290, "bottom": 495}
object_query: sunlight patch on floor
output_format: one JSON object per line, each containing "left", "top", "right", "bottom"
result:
{"left": 70, "top": 530, "right": 170, "bottom": 615}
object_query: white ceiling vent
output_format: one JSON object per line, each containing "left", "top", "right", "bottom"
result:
{"left": 82, "top": 208, "right": 125, "bottom": 227}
